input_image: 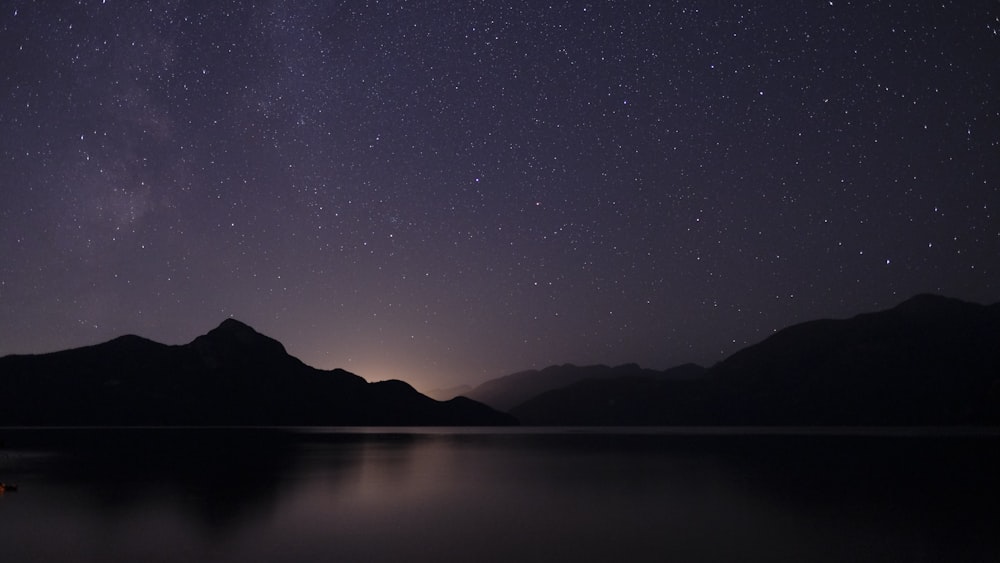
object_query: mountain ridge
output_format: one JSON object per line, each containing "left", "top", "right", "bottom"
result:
{"left": 4, "top": 294, "right": 998, "bottom": 426}
{"left": 460, "top": 362, "right": 706, "bottom": 411}
{"left": 0, "top": 319, "right": 515, "bottom": 426}
{"left": 509, "top": 294, "right": 1000, "bottom": 425}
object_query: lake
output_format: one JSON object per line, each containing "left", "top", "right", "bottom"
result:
{"left": 1, "top": 427, "right": 998, "bottom": 562}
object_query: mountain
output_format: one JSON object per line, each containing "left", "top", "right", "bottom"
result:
{"left": 463, "top": 362, "right": 706, "bottom": 411}
{"left": 511, "top": 295, "right": 1000, "bottom": 425}
{"left": 0, "top": 319, "right": 516, "bottom": 426}
{"left": 422, "top": 384, "right": 473, "bottom": 401}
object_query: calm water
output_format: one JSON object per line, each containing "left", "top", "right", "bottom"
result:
{"left": 1, "top": 427, "right": 998, "bottom": 562}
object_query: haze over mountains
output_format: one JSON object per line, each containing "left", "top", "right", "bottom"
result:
{"left": 1, "top": 294, "right": 997, "bottom": 426}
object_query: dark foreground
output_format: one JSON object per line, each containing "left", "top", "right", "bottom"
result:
{"left": 1, "top": 427, "right": 998, "bottom": 562}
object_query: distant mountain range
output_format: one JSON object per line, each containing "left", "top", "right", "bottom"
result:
{"left": 504, "top": 295, "right": 1000, "bottom": 425}
{"left": 0, "top": 319, "right": 515, "bottom": 426}
{"left": 3, "top": 294, "right": 998, "bottom": 427}
{"left": 423, "top": 384, "right": 474, "bottom": 402}
{"left": 442, "top": 295, "right": 999, "bottom": 425}
{"left": 459, "top": 362, "right": 706, "bottom": 412}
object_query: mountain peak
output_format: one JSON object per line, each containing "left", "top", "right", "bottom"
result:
{"left": 193, "top": 318, "right": 289, "bottom": 362}
{"left": 215, "top": 317, "right": 256, "bottom": 333}
{"left": 888, "top": 294, "right": 985, "bottom": 319}
{"left": 205, "top": 318, "right": 272, "bottom": 343}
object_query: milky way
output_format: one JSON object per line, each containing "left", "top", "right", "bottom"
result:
{"left": 1, "top": 1, "right": 997, "bottom": 390}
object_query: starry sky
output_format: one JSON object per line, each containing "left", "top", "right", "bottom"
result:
{"left": 1, "top": 1, "right": 998, "bottom": 391}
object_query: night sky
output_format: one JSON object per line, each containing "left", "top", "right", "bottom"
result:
{"left": 1, "top": 1, "right": 997, "bottom": 391}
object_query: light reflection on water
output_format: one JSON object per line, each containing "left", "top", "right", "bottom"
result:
{"left": 1, "top": 428, "right": 998, "bottom": 562}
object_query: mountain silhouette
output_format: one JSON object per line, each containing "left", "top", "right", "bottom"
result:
{"left": 510, "top": 295, "right": 1000, "bottom": 425}
{"left": 463, "top": 362, "right": 706, "bottom": 411}
{"left": 0, "top": 319, "right": 515, "bottom": 426}
{"left": 422, "top": 384, "right": 474, "bottom": 401}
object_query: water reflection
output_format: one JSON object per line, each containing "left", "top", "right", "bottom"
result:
{"left": 0, "top": 428, "right": 998, "bottom": 562}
